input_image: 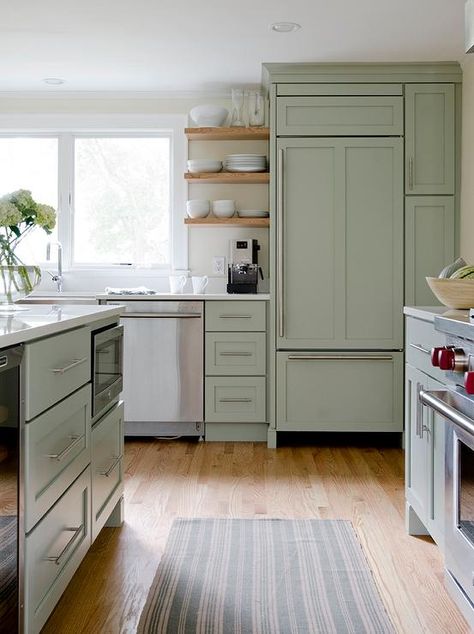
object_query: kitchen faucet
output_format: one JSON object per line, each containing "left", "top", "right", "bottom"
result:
{"left": 46, "top": 241, "right": 63, "bottom": 293}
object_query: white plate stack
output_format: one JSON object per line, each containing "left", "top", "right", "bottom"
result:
{"left": 223, "top": 154, "right": 267, "bottom": 173}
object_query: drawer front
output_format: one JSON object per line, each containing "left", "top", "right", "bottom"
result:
{"left": 92, "top": 401, "right": 124, "bottom": 540}
{"left": 405, "top": 316, "right": 449, "bottom": 383}
{"left": 277, "top": 352, "right": 403, "bottom": 431}
{"left": 205, "top": 332, "right": 266, "bottom": 376}
{"left": 24, "top": 385, "right": 91, "bottom": 532}
{"left": 24, "top": 468, "right": 91, "bottom": 634}
{"left": 25, "top": 327, "right": 91, "bottom": 420}
{"left": 277, "top": 96, "right": 403, "bottom": 136}
{"left": 205, "top": 301, "right": 266, "bottom": 332}
{"left": 205, "top": 377, "right": 266, "bottom": 423}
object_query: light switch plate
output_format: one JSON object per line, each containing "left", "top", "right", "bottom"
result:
{"left": 212, "top": 256, "right": 226, "bottom": 275}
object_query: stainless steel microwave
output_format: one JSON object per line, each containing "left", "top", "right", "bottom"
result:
{"left": 92, "top": 323, "right": 123, "bottom": 421}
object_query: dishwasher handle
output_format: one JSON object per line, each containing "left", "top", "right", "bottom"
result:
{"left": 121, "top": 313, "right": 201, "bottom": 319}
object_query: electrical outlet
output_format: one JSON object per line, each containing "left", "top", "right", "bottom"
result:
{"left": 212, "top": 256, "right": 226, "bottom": 275}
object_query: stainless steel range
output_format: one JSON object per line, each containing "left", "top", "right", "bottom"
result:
{"left": 420, "top": 310, "right": 474, "bottom": 628}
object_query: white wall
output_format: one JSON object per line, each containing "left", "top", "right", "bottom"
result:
{"left": 461, "top": 57, "right": 474, "bottom": 263}
{"left": 0, "top": 93, "right": 269, "bottom": 293}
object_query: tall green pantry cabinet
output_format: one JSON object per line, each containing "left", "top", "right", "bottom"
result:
{"left": 262, "top": 64, "right": 462, "bottom": 447}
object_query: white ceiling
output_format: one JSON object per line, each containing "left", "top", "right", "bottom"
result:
{"left": 0, "top": 0, "right": 466, "bottom": 93}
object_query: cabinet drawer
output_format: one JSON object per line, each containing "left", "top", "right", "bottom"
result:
{"left": 24, "top": 385, "right": 91, "bottom": 532}
{"left": 24, "top": 468, "right": 91, "bottom": 634}
{"left": 92, "top": 401, "right": 124, "bottom": 541}
{"left": 205, "top": 301, "right": 266, "bottom": 332}
{"left": 25, "top": 327, "right": 91, "bottom": 420}
{"left": 405, "top": 316, "right": 449, "bottom": 383}
{"left": 276, "top": 352, "right": 403, "bottom": 432}
{"left": 205, "top": 377, "right": 266, "bottom": 423}
{"left": 205, "top": 332, "right": 266, "bottom": 376}
{"left": 277, "top": 96, "right": 403, "bottom": 136}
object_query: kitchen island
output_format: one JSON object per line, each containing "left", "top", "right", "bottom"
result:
{"left": 0, "top": 303, "right": 124, "bottom": 634}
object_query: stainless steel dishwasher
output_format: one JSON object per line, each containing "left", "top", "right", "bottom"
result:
{"left": 105, "top": 300, "right": 203, "bottom": 437}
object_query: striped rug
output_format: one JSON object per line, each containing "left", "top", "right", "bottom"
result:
{"left": 0, "top": 515, "right": 17, "bottom": 627}
{"left": 138, "top": 518, "right": 394, "bottom": 634}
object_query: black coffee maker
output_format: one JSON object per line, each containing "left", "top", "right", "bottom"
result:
{"left": 227, "top": 239, "right": 264, "bottom": 294}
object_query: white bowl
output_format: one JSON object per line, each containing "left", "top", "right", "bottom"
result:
{"left": 190, "top": 105, "right": 229, "bottom": 127}
{"left": 212, "top": 199, "right": 235, "bottom": 213}
{"left": 186, "top": 200, "right": 210, "bottom": 219}
{"left": 213, "top": 208, "right": 235, "bottom": 218}
{"left": 187, "top": 160, "right": 222, "bottom": 174}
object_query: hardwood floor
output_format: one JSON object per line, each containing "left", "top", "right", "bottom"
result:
{"left": 43, "top": 438, "right": 470, "bottom": 634}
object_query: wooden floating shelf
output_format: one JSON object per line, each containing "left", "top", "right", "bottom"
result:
{"left": 185, "top": 172, "right": 269, "bottom": 184}
{"left": 185, "top": 127, "right": 270, "bottom": 141}
{"left": 185, "top": 217, "right": 270, "bottom": 228}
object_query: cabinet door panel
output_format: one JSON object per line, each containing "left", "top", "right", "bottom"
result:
{"left": 405, "top": 84, "right": 455, "bottom": 195}
{"left": 277, "top": 138, "right": 403, "bottom": 349}
{"left": 405, "top": 196, "right": 455, "bottom": 306}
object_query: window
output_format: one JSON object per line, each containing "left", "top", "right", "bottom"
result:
{"left": 0, "top": 137, "right": 58, "bottom": 263}
{"left": 74, "top": 136, "right": 171, "bottom": 266}
{"left": 0, "top": 114, "right": 186, "bottom": 273}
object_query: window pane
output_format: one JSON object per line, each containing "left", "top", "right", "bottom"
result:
{"left": 0, "top": 138, "right": 58, "bottom": 263}
{"left": 74, "top": 137, "right": 170, "bottom": 265}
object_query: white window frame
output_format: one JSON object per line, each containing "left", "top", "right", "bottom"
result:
{"left": 0, "top": 113, "right": 188, "bottom": 275}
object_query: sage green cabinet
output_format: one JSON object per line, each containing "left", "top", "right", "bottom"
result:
{"left": 277, "top": 96, "right": 403, "bottom": 136}
{"left": 405, "top": 196, "right": 455, "bottom": 306}
{"left": 277, "top": 137, "right": 403, "bottom": 349}
{"left": 405, "top": 363, "right": 445, "bottom": 550}
{"left": 205, "top": 377, "right": 266, "bottom": 423}
{"left": 405, "top": 84, "right": 455, "bottom": 195}
{"left": 205, "top": 332, "right": 266, "bottom": 376}
{"left": 276, "top": 352, "right": 403, "bottom": 432}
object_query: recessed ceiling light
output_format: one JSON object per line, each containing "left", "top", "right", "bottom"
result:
{"left": 43, "top": 77, "right": 65, "bottom": 85}
{"left": 270, "top": 22, "right": 301, "bottom": 33}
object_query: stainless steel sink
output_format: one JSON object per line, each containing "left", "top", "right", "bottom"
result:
{"left": 18, "top": 292, "right": 97, "bottom": 305}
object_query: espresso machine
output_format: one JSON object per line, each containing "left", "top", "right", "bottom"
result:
{"left": 227, "top": 239, "right": 264, "bottom": 294}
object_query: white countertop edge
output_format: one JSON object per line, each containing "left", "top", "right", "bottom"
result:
{"left": 0, "top": 305, "right": 123, "bottom": 349}
{"left": 403, "top": 305, "right": 456, "bottom": 322}
{"left": 95, "top": 293, "right": 270, "bottom": 301}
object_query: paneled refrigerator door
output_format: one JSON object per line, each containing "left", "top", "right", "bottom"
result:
{"left": 276, "top": 137, "right": 403, "bottom": 350}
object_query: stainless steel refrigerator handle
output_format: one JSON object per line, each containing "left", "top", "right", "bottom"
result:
{"left": 121, "top": 313, "right": 201, "bottom": 319}
{"left": 419, "top": 389, "right": 474, "bottom": 436}
{"left": 278, "top": 147, "right": 284, "bottom": 338}
{"left": 287, "top": 355, "right": 393, "bottom": 361}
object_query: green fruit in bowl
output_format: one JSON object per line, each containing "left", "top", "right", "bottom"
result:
{"left": 449, "top": 265, "right": 474, "bottom": 279}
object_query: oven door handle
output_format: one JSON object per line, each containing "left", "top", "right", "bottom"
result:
{"left": 419, "top": 390, "right": 474, "bottom": 436}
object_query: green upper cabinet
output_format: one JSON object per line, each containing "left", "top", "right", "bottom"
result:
{"left": 405, "top": 196, "right": 455, "bottom": 306}
{"left": 277, "top": 137, "right": 403, "bottom": 350}
{"left": 405, "top": 84, "right": 455, "bottom": 195}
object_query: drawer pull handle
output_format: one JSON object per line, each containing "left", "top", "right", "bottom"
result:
{"left": 46, "top": 435, "right": 84, "bottom": 461}
{"left": 219, "top": 352, "right": 253, "bottom": 357}
{"left": 287, "top": 355, "right": 393, "bottom": 361}
{"left": 51, "top": 357, "right": 88, "bottom": 375}
{"left": 45, "top": 525, "right": 83, "bottom": 566}
{"left": 219, "top": 314, "right": 252, "bottom": 319}
{"left": 219, "top": 398, "right": 252, "bottom": 403}
{"left": 409, "top": 343, "right": 430, "bottom": 355}
{"left": 100, "top": 454, "right": 123, "bottom": 477}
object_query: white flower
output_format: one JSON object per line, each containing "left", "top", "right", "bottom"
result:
{"left": 36, "top": 204, "right": 56, "bottom": 231}
{"left": 0, "top": 200, "right": 22, "bottom": 227}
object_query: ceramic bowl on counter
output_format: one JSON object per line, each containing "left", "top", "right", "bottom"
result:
{"left": 186, "top": 199, "right": 210, "bottom": 219}
{"left": 187, "top": 159, "right": 222, "bottom": 174}
{"left": 212, "top": 200, "right": 235, "bottom": 218}
{"left": 189, "top": 105, "right": 229, "bottom": 127}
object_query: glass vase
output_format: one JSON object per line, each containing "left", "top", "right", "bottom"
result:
{"left": 0, "top": 264, "right": 41, "bottom": 308}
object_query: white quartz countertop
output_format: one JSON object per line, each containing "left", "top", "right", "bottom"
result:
{"left": 0, "top": 304, "right": 123, "bottom": 349}
{"left": 95, "top": 292, "right": 270, "bottom": 301}
{"left": 403, "top": 306, "right": 457, "bottom": 323}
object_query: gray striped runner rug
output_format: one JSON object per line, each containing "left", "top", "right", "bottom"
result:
{"left": 138, "top": 518, "right": 394, "bottom": 634}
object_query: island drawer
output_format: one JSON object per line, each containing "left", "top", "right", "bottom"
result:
{"left": 205, "top": 332, "right": 266, "bottom": 376}
{"left": 405, "top": 316, "right": 448, "bottom": 383}
{"left": 205, "top": 301, "right": 266, "bottom": 332}
{"left": 24, "top": 385, "right": 91, "bottom": 532}
{"left": 92, "top": 401, "right": 124, "bottom": 541}
{"left": 205, "top": 377, "right": 266, "bottom": 422}
{"left": 24, "top": 468, "right": 91, "bottom": 634}
{"left": 25, "top": 327, "right": 91, "bottom": 420}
